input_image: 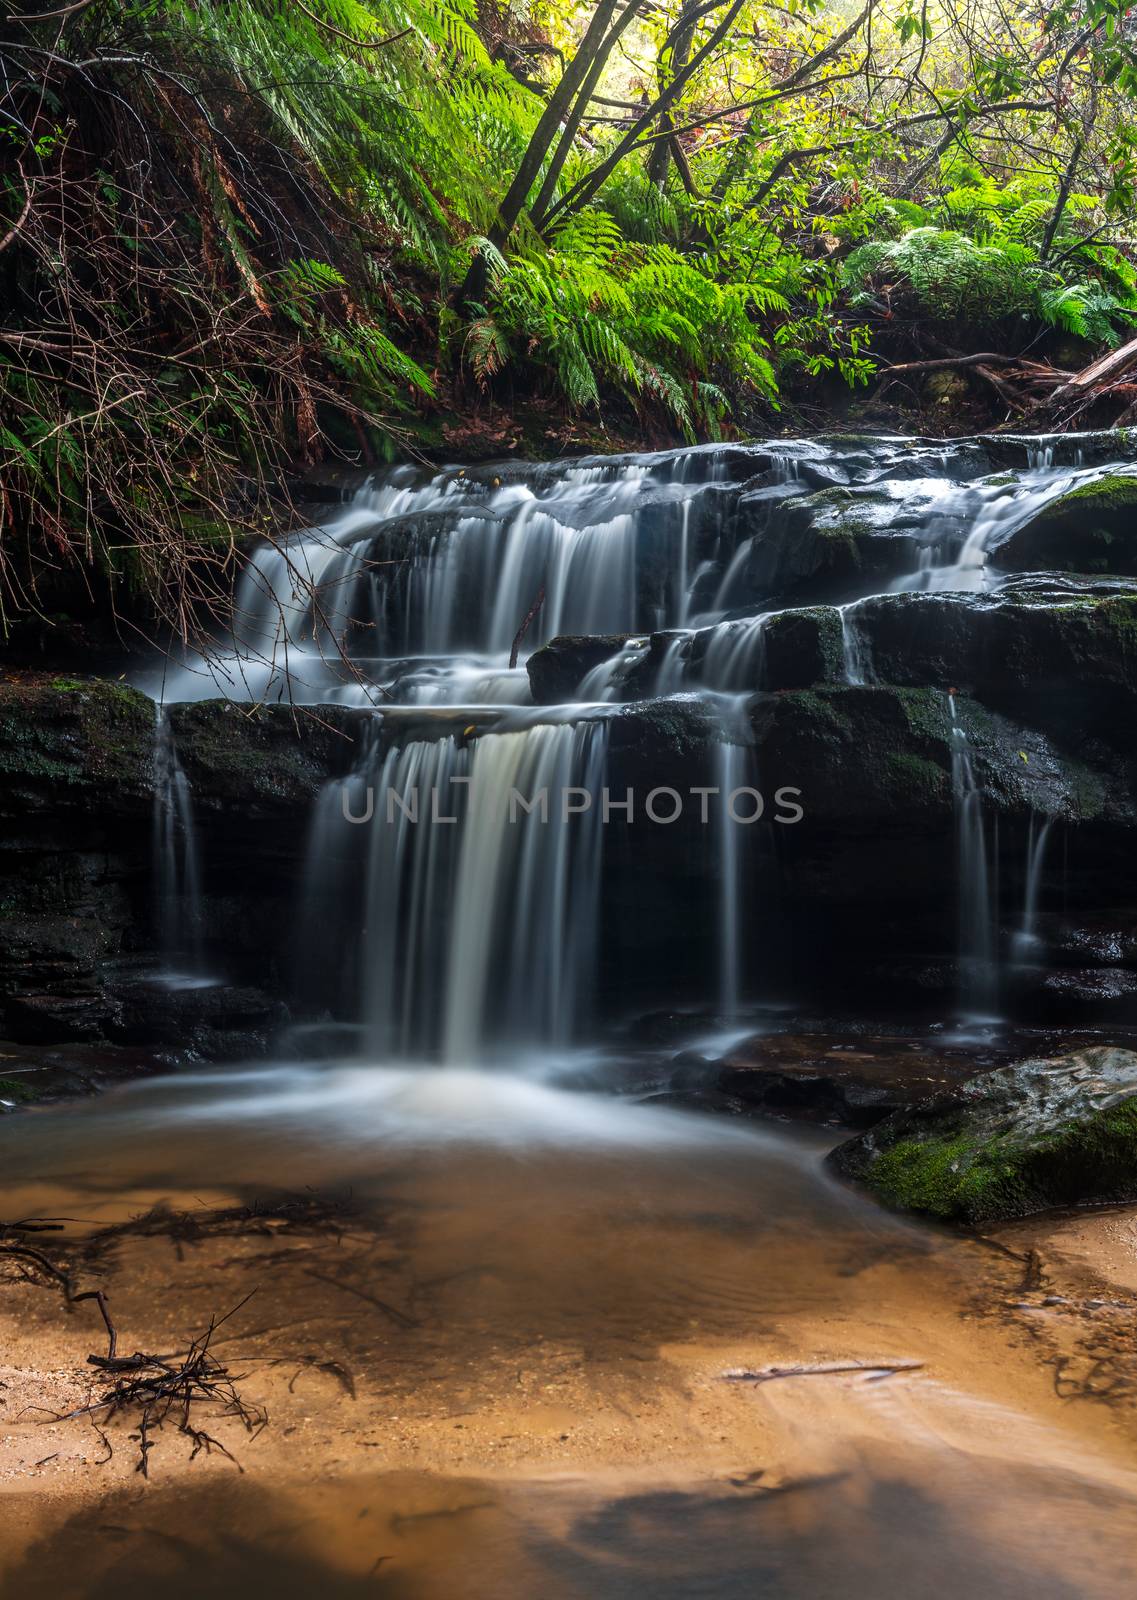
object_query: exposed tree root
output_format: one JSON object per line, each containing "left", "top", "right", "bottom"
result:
{"left": 0, "top": 1195, "right": 363, "bottom": 1475}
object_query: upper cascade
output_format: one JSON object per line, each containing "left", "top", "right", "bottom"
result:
{"left": 136, "top": 431, "right": 1137, "bottom": 713}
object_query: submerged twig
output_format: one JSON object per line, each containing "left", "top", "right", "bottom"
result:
{"left": 723, "top": 1360, "right": 924, "bottom": 1385}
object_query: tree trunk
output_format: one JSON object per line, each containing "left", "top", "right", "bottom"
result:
{"left": 645, "top": 4, "right": 699, "bottom": 190}
{"left": 542, "top": 0, "right": 748, "bottom": 230}
{"left": 530, "top": 0, "right": 648, "bottom": 231}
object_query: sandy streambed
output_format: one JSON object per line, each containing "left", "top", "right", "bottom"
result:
{"left": 0, "top": 1061, "right": 1135, "bottom": 1597}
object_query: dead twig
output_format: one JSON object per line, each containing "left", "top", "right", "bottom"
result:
{"left": 509, "top": 583, "right": 546, "bottom": 669}
{"left": 59, "top": 1294, "right": 267, "bottom": 1477}
{"left": 2, "top": 1227, "right": 268, "bottom": 1476}
{"left": 723, "top": 1360, "right": 924, "bottom": 1384}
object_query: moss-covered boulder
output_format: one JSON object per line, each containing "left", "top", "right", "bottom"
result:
{"left": 731, "top": 484, "right": 925, "bottom": 607}
{"left": 828, "top": 1046, "right": 1137, "bottom": 1224}
{"left": 993, "top": 474, "right": 1137, "bottom": 575}
{"left": 761, "top": 606, "right": 845, "bottom": 688}
{"left": 0, "top": 674, "right": 154, "bottom": 817}
{"left": 167, "top": 700, "right": 362, "bottom": 816}
{"left": 751, "top": 684, "right": 1108, "bottom": 828}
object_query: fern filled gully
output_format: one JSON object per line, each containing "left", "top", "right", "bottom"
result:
{"left": 4, "top": 434, "right": 1137, "bottom": 1593}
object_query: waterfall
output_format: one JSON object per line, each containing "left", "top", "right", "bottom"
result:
{"left": 838, "top": 603, "right": 871, "bottom": 685}
{"left": 701, "top": 614, "right": 770, "bottom": 692}
{"left": 442, "top": 721, "right": 607, "bottom": 1060}
{"left": 578, "top": 637, "right": 650, "bottom": 702}
{"left": 131, "top": 432, "right": 1137, "bottom": 1059}
{"left": 363, "top": 734, "right": 468, "bottom": 1053}
{"left": 152, "top": 711, "right": 205, "bottom": 976}
{"left": 306, "top": 717, "right": 608, "bottom": 1060}
{"left": 948, "top": 694, "right": 997, "bottom": 1018}
{"left": 716, "top": 740, "right": 747, "bottom": 1018}
{"left": 909, "top": 466, "right": 1116, "bottom": 593}
{"left": 1012, "top": 814, "right": 1054, "bottom": 971}
{"left": 676, "top": 499, "right": 692, "bottom": 627}
{"left": 711, "top": 537, "right": 754, "bottom": 612}
{"left": 654, "top": 635, "right": 690, "bottom": 694}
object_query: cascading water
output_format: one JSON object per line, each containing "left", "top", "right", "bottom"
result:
{"left": 1012, "top": 814, "right": 1055, "bottom": 972}
{"left": 948, "top": 693, "right": 998, "bottom": 1018}
{"left": 578, "top": 637, "right": 650, "bottom": 702}
{"left": 442, "top": 719, "right": 607, "bottom": 1059}
{"left": 152, "top": 710, "right": 205, "bottom": 978}
{"left": 701, "top": 614, "right": 770, "bottom": 692}
{"left": 895, "top": 463, "right": 1126, "bottom": 593}
{"left": 838, "top": 602, "right": 871, "bottom": 685}
{"left": 131, "top": 431, "right": 1137, "bottom": 1050}
{"left": 716, "top": 737, "right": 749, "bottom": 1017}
{"left": 301, "top": 714, "right": 609, "bottom": 1060}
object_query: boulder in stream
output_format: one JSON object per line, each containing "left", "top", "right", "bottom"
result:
{"left": 992, "top": 474, "right": 1137, "bottom": 574}
{"left": 828, "top": 1045, "right": 1137, "bottom": 1224}
{"left": 527, "top": 634, "right": 637, "bottom": 703}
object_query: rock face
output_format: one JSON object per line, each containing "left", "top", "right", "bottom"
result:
{"left": 0, "top": 675, "right": 155, "bottom": 817}
{"left": 0, "top": 676, "right": 364, "bottom": 1051}
{"left": 850, "top": 580, "right": 1137, "bottom": 745}
{"left": 828, "top": 1046, "right": 1137, "bottom": 1223}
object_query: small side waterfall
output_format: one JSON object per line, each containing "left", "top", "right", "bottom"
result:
{"left": 701, "top": 614, "right": 770, "bottom": 692}
{"left": 717, "top": 742, "right": 744, "bottom": 1017}
{"left": 676, "top": 498, "right": 692, "bottom": 627}
{"left": 578, "top": 637, "right": 650, "bottom": 702}
{"left": 153, "top": 712, "right": 205, "bottom": 976}
{"left": 948, "top": 694, "right": 997, "bottom": 1018}
{"left": 1012, "top": 814, "right": 1054, "bottom": 971}
{"left": 838, "top": 603, "right": 871, "bottom": 685}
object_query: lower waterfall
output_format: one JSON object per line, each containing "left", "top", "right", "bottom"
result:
{"left": 304, "top": 717, "right": 610, "bottom": 1060}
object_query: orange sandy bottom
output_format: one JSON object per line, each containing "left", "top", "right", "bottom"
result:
{"left": 0, "top": 1074, "right": 1134, "bottom": 1598}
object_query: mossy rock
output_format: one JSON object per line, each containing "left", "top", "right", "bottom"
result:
{"left": 0, "top": 675, "right": 154, "bottom": 816}
{"left": 828, "top": 1046, "right": 1137, "bottom": 1224}
{"left": 763, "top": 606, "right": 845, "bottom": 688}
{"left": 749, "top": 684, "right": 1098, "bottom": 827}
{"left": 848, "top": 581, "right": 1137, "bottom": 755}
{"left": 166, "top": 700, "right": 364, "bottom": 816}
{"left": 993, "top": 474, "right": 1137, "bottom": 575}
{"left": 730, "top": 484, "right": 924, "bottom": 607}
{"left": 0, "top": 1076, "right": 36, "bottom": 1109}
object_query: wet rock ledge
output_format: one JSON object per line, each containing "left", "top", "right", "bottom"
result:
{"left": 1, "top": 670, "right": 1137, "bottom": 1063}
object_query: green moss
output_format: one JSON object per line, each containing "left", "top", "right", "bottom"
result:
{"left": 1041, "top": 473, "right": 1137, "bottom": 513}
{"left": 789, "top": 688, "right": 850, "bottom": 734}
{"left": 896, "top": 686, "right": 952, "bottom": 742}
{"left": 0, "top": 1077, "right": 35, "bottom": 1105}
{"left": 883, "top": 751, "right": 947, "bottom": 800}
{"left": 867, "top": 1133, "right": 1025, "bottom": 1220}
{"left": 0, "top": 678, "right": 154, "bottom": 801}
{"left": 859, "top": 1096, "right": 1137, "bottom": 1225}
